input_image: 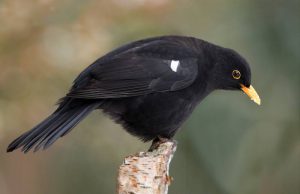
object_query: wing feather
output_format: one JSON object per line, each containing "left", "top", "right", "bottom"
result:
{"left": 67, "top": 38, "right": 199, "bottom": 99}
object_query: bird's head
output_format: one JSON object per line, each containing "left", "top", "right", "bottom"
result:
{"left": 209, "top": 47, "right": 261, "bottom": 105}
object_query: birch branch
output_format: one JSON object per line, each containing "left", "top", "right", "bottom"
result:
{"left": 117, "top": 140, "right": 177, "bottom": 194}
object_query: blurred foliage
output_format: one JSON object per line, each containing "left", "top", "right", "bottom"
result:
{"left": 0, "top": 0, "right": 299, "bottom": 194}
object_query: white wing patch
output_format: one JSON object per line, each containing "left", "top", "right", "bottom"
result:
{"left": 170, "top": 60, "right": 180, "bottom": 72}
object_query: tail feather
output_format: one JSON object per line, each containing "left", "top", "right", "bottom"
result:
{"left": 36, "top": 106, "right": 95, "bottom": 151}
{"left": 22, "top": 111, "right": 73, "bottom": 152}
{"left": 7, "top": 101, "right": 99, "bottom": 153}
{"left": 7, "top": 114, "right": 57, "bottom": 152}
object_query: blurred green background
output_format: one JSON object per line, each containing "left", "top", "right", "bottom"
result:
{"left": 0, "top": 0, "right": 299, "bottom": 193}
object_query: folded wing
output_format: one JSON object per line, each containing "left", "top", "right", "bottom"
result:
{"left": 67, "top": 39, "right": 199, "bottom": 99}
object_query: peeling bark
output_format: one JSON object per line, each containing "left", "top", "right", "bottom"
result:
{"left": 117, "top": 140, "right": 177, "bottom": 194}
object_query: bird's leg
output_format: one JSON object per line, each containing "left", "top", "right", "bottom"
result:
{"left": 148, "top": 136, "right": 171, "bottom": 151}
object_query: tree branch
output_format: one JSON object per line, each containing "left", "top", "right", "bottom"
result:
{"left": 117, "top": 140, "right": 177, "bottom": 194}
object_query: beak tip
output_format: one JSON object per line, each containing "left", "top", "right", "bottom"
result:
{"left": 251, "top": 98, "right": 261, "bottom": 105}
{"left": 241, "top": 84, "right": 261, "bottom": 106}
{"left": 256, "top": 100, "right": 261, "bottom": 106}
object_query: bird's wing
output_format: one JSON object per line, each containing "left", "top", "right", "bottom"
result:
{"left": 67, "top": 39, "right": 199, "bottom": 99}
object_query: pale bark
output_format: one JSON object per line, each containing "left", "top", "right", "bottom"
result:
{"left": 117, "top": 140, "right": 177, "bottom": 194}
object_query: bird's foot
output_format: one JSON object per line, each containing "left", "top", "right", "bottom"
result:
{"left": 148, "top": 136, "right": 171, "bottom": 152}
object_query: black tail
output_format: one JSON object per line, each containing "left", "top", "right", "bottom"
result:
{"left": 7, "top": 99, "right": 100, "bottom": 153}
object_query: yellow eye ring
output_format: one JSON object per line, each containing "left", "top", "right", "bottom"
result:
{"left": 232, "top": 70, "right": 241, "bottom": 79}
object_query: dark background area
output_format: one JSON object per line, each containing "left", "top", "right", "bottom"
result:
{"left": 0, "top": 0, "right": 299, "bottom": 193}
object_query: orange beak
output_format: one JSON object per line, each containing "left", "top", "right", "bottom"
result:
{"left": 240, "top": 84, "right": 261, "bottom": 105}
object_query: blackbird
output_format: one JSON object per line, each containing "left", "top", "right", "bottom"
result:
{"left": 7, "top": 35, "right": 260, "bottom": 153}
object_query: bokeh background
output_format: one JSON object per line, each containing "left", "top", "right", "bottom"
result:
{"left": 0, "top": 0, "right": 299, "bottom": 193}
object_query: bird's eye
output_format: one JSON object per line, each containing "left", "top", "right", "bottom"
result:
{"left": 232, "top": 70, "right": 241, "bottom": 79}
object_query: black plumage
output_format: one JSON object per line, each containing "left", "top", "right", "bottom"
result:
{"left": 7, "top": 35, "right": 260, "bottom": 153}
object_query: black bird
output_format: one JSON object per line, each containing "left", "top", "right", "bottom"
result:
{"left": 7, "top": 35, "right": 260, "bottom": 153}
